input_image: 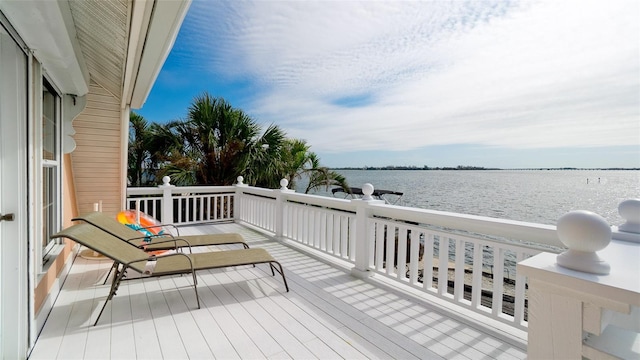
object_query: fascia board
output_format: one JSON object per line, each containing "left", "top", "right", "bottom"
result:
{"left": 128, "top": 0, "right": 191, "bottom": 109}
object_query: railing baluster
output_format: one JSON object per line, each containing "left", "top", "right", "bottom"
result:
{"left": 336, "top": 215, "right": 342, "bottom": 257}
{"left": 310, "top": 209, "right": 317, "bottom": 248}
{"left": 423, "top": 234, "right": 434, "bottom": 291}
{"left": 409, "top": 230, "right": 420, "bottom": 284}
{"left": 454, "top": 238, "right": 466, "bottom": 302}
{"left": 492, "top": 247, "right": 505, "bottom": 317}
{"left": 375, "top": 222, "right": 385, "bottom": 272}
{"left": 514, "top": 251, "right": 527, "bottom": 325}
{"left": 471, "top": 243, "right": 483, "bottom": 309}
{"left": 340, "top": 215, "right": 348, "bottom": 257}
{"left": 348, "top": 216, "right": 356, "bottom": 262}
{"left": 326, "top": 214, "right": 333, "bottom": 253}
{"left": 438, "top": 236, "right": 449, "bottom": 297}
{"left": 397, "top": 226, "right": 408, "bottom": 281}
{"left": 386, "top": 224, "right": 395, "bottom": 276}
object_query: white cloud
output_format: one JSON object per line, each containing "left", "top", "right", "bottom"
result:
{"left": 177, "top": 0, "right": 639, "bottom": 154}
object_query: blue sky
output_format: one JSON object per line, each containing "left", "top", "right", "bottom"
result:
{"left": 137, "top": 0, "right": 639, "bottom": 169}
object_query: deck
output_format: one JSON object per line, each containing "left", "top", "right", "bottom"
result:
{"left": 29, "top": 222, "right": 527, "bottom": 359}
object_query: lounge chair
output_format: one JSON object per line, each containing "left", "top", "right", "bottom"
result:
{"left": 52, "top": 223, "right": 289, "bottom": 326}
{"left": 74, "top": 211, "right": 250, "bottom": 284}
{"left": 73, "top": 211, "right": 249, "bottom": 251}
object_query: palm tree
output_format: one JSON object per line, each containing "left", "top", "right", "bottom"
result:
{"left": 130, "top": 93, "right": 349, "bottom": 193}
{"left": 152, "top": 92, "right": 287, "bottom": 186}
{"left": 128, "top": 112, "right": 153, "bottom": 186}
{"left": 280, "top": 139, "right": 350, "bottom": 193}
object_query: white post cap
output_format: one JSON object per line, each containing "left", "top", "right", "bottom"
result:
{"left": 618, "top": 198, "right": 640, "bottom": 233}
{"left": 362, "top": 183, "right": 374, "bottom": 200}
{"left": 556, "top": 210, "right": 611, "bottom": 275}
{"left": 280, "top": 178, "right": 289, "bottom": 190}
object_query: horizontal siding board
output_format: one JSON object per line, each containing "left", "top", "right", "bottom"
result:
{"left": 74, "top": 173, "right": 121, "bottom": 181}
{"left": 75, "top": 137, "right": 121, "bottom": 146}
{"left": 73, "top": 119, "right": 120, "bottom": 130}
{"left": 72, "top": 150, "right": 121, "bottom": 158}
{"left": 71, "top": 81, "right": 123, "bottom": 215}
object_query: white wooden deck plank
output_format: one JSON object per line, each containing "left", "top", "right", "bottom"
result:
{"left": 106, "top": 281, "right": 136, "bottom": 359}
{"left": 232, "top": 267, "right": 317, "bottom": 342}
{"left": 55, "top": 262, "right": 105, "bottom": 359}
{"left": 302, "top": 337, "right": 345, "bottom": 359}
{"left": 195, "top": 271, "right": 266, "bottom": 359}
{"left": 29, "top": 257, "right": 91, "bottom": 359}
{"left": 82, "top": 267, "right": 117, "bottom": 359}
{"left": 231, "top": 263, "right": 379, "bottom": 359}
{"left": 233, "top": 268, "right": 380, "bottom": 359}
{"left": 202, "top": 269, "right": 285, "bottom": 357}
{"left": 220, "top": 269, "right": 319, "bottom": 359}
{"left": 82, "top": 323, "right": 112, "bottom": 359}
{"left": 126, "top": 279, "right": 164, "bottom": 359}
{"left": 281, "top": 259, "right": 433, "bottom": 359}
{"left": 276, "top": 263, "right": 420, "bottom": 358}
{"left": 160, "top": 275, "right": 216, "bottom": 359}
{"left": 142, "top": 278, "right": 190, "bottom": 359}
{"left": 269, "top": 249, "right": 420, "bottom": 359}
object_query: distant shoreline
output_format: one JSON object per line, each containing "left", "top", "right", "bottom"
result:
{"left": 331, "top": 166, "right": 639, "bottom": 171}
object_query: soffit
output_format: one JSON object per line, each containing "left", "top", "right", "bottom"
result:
{"left": 68, "top": 0, "right": 129, "bottom": 100}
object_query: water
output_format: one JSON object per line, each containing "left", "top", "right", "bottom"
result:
{"left": 299, "top": 170, "right": 639, "bottom": 226}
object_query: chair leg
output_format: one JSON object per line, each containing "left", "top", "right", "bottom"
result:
{"left": 270, "top": 261, "right": 289, "bottom": 292}
{"left": 102, "top": 261, "right": 118, "bottom": 285}
{"left": 94, "top": 265, "right": 127, "bottom": 326}
{"left": 269, "top": 263, "right": 276, "bottom": 276}
{"left": 191, "top": 271, "right": 200, "bottom": 309}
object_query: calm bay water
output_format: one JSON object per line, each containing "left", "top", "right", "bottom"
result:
{"left": 301, "top": 170, "right": 639, "bottom": 226}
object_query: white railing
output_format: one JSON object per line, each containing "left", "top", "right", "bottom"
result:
{"left": 127, "top": 177, "right": 235, "bottom": 224}
{"left": 232, "top": 179, "right": 559, "bottom": 331}
{"left": 126, "top": 176, "right": 637, "bottom": 334}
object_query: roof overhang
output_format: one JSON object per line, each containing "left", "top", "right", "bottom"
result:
{"left": 125, "top": 0, "right": 190, "bottom": 109}
{"left": 0, "top": 0, "right": 89, "bottom": 95}
{"left": 0, "top": 0, "right": 190, "bottom": 107}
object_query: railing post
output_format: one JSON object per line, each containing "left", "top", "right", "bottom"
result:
{"left": 159, "top": 176, "right": 175, "bottom": 224}
{"left": 275, "top": 178, "right": 294, "bottom": 240}
{"left": 234, "top": 176, "right": 248, "bottom": 222}
{"left": 351, "top": 183, "right": 384, "bottom": 279}
{"left": 519, "top": 203, "right": 640, "bottom": 359}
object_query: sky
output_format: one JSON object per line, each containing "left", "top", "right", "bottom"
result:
{"left": 137, "top": 0, "right": 640, "bottom": 169}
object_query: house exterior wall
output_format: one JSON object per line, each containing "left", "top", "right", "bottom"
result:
{"left": 71, "top": 81, "right": 124, "bottom": 216}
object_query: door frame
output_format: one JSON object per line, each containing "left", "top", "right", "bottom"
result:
{"left": 0, "top": 21, "right": 30, "bottom": 359}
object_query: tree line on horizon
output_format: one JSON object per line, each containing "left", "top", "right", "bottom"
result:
{"left": 128, "top": 92, "right": 349, "bottom": 193}
{"left": 334, "top": 165, "right": 498, "bottom": 170}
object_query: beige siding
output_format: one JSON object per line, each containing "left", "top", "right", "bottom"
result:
{"left": 71, "top": 80, "right": 124, "bottom": 215}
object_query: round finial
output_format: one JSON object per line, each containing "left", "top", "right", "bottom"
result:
{"left": 557, "top": 210, "right": 611, "bottom": 252}
{"left": 556, "top": 210, "right": 611, "bottom": 274}
{"left": 362, "top": 183, "right": 374, "bottom": 200}
{"left": 280, "top": 178, "right": 289, "bottom": 190}
{"left": 618, "top": 199, "right": 640, "bottom": 233}
{"left": 237, "top": 176, "right": 244, "bottom": 185}
{"left": 162, "top": 176, "right": 171, "bottom": 186}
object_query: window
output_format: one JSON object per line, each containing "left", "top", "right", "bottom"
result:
{"left": 41, "top": 79, "right": 60, "bottom": 257}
